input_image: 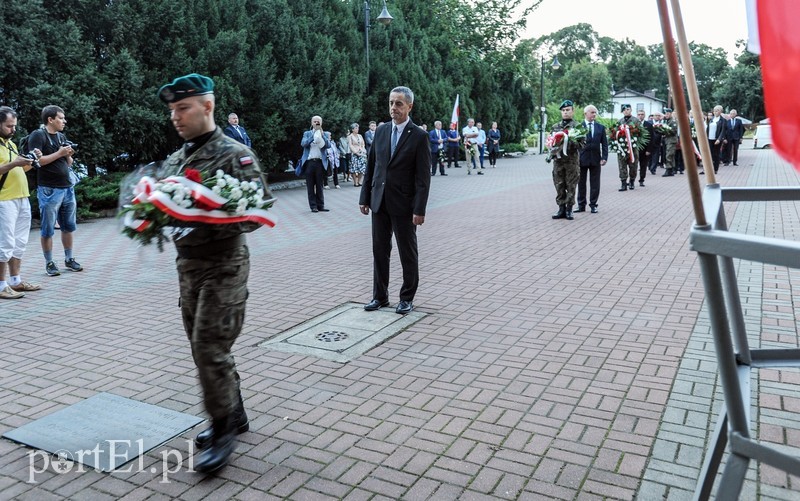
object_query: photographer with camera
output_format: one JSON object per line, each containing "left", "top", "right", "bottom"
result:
{"left": 298, "top": 115, "right": 331, "bottom": 212}
{"left": 27, "top": 105, "right": 83, "bottom": 276}
{"left": 0, "top": 106, "right": 42, "bottom": 298}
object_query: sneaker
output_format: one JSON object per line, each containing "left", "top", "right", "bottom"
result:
{"left": 46, "top": 261, "right": 61, "bottom": 276}
{"left": 64, "top": 258, "right": 83, "bottom": 272}
{"left": 10, "top": 281, "right": 41, "bottom": 292}
{"left": 0, "top": 285, "right": 25, "bottom": 299}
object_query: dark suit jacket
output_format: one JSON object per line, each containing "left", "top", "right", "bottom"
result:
{"left": 223, "top": 125, "right": 252, "bottom": 147}
{"left": 706, "top": 116, "right": 728, "bottom": 142}
{"left": 360, "top": 121, "right": 431, "bottom": 216}
{"left": 727, "top": 118, "right": 745, "bottom": 141}
{"left": 579, "top": 121, "right": 608, "bottom": 167}
{"left": 428, "top": 128, "right": 447, "bottom": 154}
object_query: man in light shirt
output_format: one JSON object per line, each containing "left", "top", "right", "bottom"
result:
{"left": 299, "top": 115, "right": 331, "bottom": 212}
{"left": 462, "top": 118, "right": 482, "bottom": 175}
{"left": 706, "top": 105, "right": 728, "bottom": 174}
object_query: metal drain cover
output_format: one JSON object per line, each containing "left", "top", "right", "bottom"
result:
{"left": 259, "top": 302, "right": 426, "bottom": 362}
{"left": 316, "top": 331, "right": 349, "bottom": 342}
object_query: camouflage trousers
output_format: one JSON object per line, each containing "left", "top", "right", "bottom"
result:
{"left": 664, "top": 141, "right": 677, "bottom": 171}
{"left": 177, "top": 245, "right": 250, "bottom": 422}
{"left": 617, "top": 150, "right": 639, "bottom": 180}
{"left": 552, "top": 159, "right": 580, "bottom": 206}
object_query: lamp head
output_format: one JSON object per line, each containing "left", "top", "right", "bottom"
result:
{"left": 377, "top": 1, "right": 393, "bottom": 25}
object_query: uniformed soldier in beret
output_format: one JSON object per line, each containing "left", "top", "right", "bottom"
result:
{"left": 661, "top": 108, "right": 678, "bottom": 177}
{"left": 616, "top": 104, "right": 641, "bottom": 191}
{"left": 157, "top": 73, "right": 272, "bottom": 473}
{"left": 550, "top": 100, "right": 583, "bottom": 220}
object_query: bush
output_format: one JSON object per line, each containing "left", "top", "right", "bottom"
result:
{"left": 502, "top": 143, "right": 528, "bottom": 154}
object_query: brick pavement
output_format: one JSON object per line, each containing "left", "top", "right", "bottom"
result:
{"left": 0, "top": 143, "right": 798, "bottom": 500}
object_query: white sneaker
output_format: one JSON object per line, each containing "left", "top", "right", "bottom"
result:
{"left": 0, "top": 285, "right": 25, "bottom": 299}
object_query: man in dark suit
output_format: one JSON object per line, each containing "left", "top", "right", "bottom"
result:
{"left": 359, "top": 86, "right": 431, "bottom": 315}
{"left": 576, "top": 104, "right": 607, "bottom": 214}
{"left": 723, "top": 109, "right": 745, "bottom": 166}
{"left": 648, "top": 111, "right": 664, "bottom": 174}
{"left": 223, "top": 113, "right": 252, "bottom": 147}
{"left": 428, "top": 120, "right": 447, "bottom": 176}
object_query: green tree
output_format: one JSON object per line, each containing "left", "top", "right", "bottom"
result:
{"left": 713, "top": 41, "right": 764, "bottom": 121}
{"left": 554, "top": 61, "right": 613, "bottom": 110}
{"left": 608, "top": 45, "right": 659, "bottom": 93}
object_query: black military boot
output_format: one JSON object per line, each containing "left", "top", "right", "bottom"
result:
{"left": 195, "top": 416, "right": 237, "bottom": 474}
{"left": 629, "top": 179, "right": 635, "bottom": 190}
{"left": 565, "top": 207, "right": 574, "bottom": 220}
{"left": 195, "top": 394, "right": 249, "bottom": 449}
{"left": 619, "top": 181, "right": 628, "bottom": 191}
{"left": 551, "top": 205, "right": 566, "bottom": 219}
{"left": 662, "top": 169, "right": 674, "bottom": 177}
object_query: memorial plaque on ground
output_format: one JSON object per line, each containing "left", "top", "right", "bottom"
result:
{"left": 2, "top": 392, "right": 203, "bottom": 471}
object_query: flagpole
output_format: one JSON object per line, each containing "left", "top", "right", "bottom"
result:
{"left": 669, "top": 0, "right": 717, "bottom": 185}
{"left": 656, "top": 0, "right": 706, "bottom": 227}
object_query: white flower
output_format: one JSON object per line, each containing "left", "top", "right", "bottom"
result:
{"left": 230, "top": 188, "right": 243, "bottom": 201}
{"left": 256, "top": 188, "right": 264, "bottom": 197}
{"left": 212, "top": 185, "right": 221, "bottom": 194}
{"left": 240, "top": 182, "right": 251, "bottom": 192}
{"left": 216, "top": 178, "right": 227, "bottom": 188}
{"left": 235, "top": 207, "right": 246, "bottom": 216}
{"left": 180, "top": 199, "right": 192, "bottom": 208}
{"left": 215, "top": 170, "right": 224, "bottom": 179}
{"left": 249, "top": 181, "right": 259, "bottom": 191}
{"left": 172, "top": 192, "right": 185, "bottom": 203}
{"left": 160, "top": 183, "right": 174, "bottom": 193}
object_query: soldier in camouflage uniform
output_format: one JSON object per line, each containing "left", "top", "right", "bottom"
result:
{"left": 550, "top": 100, "right": 583, "bottom": 221}
{"left": 157, "top": 73, "right": 272, "bottom": 474}
{"left": 661, "top": 108, "right": 678, "bottom": 177}
{"left": 616, "top": 104, "right": 641, "bottom": 191}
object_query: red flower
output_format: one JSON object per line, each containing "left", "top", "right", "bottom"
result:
{"left": 184, "top": 169, "right": 202, "bottom": 183}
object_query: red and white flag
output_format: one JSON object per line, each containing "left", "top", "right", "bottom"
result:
{"left": 749, "top": 0, "right": 800, "bottom": 171}
{"left": 450, "top": 94, "right": 460, "bottom": 129}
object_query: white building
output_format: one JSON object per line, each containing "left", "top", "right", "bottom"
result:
{"left": 600, "top": 88, "right": 668, "bottom": 121}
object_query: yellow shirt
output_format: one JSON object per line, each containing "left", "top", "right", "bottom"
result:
{"left": 0, "top": 138, "right": 30, "bottom": 201}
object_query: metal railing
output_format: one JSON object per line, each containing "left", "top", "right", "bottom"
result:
{"left": 690, "top": 183, "right": 800, "bottom": 500}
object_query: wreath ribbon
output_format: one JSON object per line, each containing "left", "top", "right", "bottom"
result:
{"left": 125, "top": 176, "right": 277, "bottom": 232}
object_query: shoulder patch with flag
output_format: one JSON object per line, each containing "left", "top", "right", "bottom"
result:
{"left": 239, "top": 156, "right": 253, "bottom": 166}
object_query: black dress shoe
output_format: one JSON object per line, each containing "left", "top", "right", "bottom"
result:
{"left": 639, "top": 181, "right": 645, "bottom": 187}
{"left": 574, "top": 206, "right": 586, "bottom": 212}
{"left": 590, "top": 206, "right": 598, "bottom": 213}
{"left": 311, "top": 208, "right": 318, "bottom": 212}
{"left": 441, "top": 173, "right": 448, "bottom": 176}
{"left": 364, "top": 299, "right": 390, "bottom": 311}
{"left": 318, "top": 208, "right": 330, "bottom": 212}
{"left": 395, "top": 300, "right": 413, "bottom": 314}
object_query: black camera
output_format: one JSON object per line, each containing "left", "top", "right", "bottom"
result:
{"left": 21, "top": 152, "right": 41, "bottom": 169}
{"left": 61, "top": 140, "right": 78, "bottom": 151}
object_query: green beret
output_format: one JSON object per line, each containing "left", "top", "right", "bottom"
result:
{"left": 559, "top": 99, "right": 574, "bottom": 109}
{"left": 663, "top": 107, "right": 673, "bottom": 113}
{"left": 158, "top": 73, "right": 214, "bottom": 103}
{"left": 621, "top": 104, "right": 632, "bottom": 111}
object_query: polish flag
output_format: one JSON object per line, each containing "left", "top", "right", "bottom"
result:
{"left": 750, "top": 0, "right": 800, "bottom": 171}
{"left": 450, "top": 95, "right": 460, "bottom": 129}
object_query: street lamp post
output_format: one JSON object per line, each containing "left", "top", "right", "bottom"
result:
{"left": 539, "top": 55, "right": 561, "bottom": 154}
{"left": 365, "top": 0, "right": 393, "bottom": 94}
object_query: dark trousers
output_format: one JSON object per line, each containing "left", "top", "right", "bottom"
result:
{"left": 709, "top": 139, "right": 722, "bottom": 172}
{"left": 178, "top": 246, "right": 249, "bottom": 422}
{"left": 446, "top": 147, "right": 460, "bottom": 167}
{"left": 323, "top": 164, "right": 339, "bottom": 187}
{"left": 371, "top": 210, "right": 418, "bottom": 302}
{"left": 431, "top": 149, "right": 445, "bottom": 175}
{"left": 648, "top": 145, "right": 661, "bottom": 172}
{"left": 726, "top": 139, "right": 740, "bottom": 164}
{"left": 638, "top": 151, "right": 649, "bottom": 181}
{"left": 304, "top": 159, "right": 325, "bottom": 209}
{"left": 577, "top": 163, "right": 601, "bottom": 208}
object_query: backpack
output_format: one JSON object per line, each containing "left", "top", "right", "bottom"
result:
{"left": 19, "top": 128, "right": 47, "bottom": 154}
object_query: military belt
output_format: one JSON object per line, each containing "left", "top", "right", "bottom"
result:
{"left": 175, "top": 234, "right": 245, "bottom": 259}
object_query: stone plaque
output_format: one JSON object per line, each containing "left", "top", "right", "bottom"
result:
{"left": 2, "top": 392, "right": 203, "bottom": 471}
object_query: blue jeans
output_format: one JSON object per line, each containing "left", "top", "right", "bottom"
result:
{"left": 38, "top": 186, "right": 77, "bottom": 238}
